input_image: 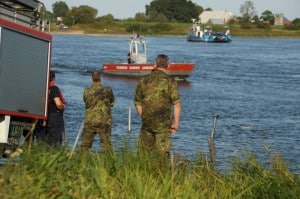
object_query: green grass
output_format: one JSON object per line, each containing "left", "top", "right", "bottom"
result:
{"left": 1, "top": 144, "right": 299, "bottom": 198}
{"left": 51, "top": 21, "right": 300, "bottom": 38}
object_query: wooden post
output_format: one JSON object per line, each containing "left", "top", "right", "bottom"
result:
{"left": 69, "top": 120, "right": 84, "bottom": 158}
{"left": 16, "top": 119, "right": 38, "bottom": 155}
{"left": 208, "top": 115, "right": 218, "bottom": 165}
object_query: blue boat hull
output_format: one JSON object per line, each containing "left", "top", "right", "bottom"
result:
{"left": 187, "top": 34, "right": 232, "bottom": 43}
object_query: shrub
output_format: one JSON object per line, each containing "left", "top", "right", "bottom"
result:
{"left": 256, "top": 22, "right": 272, "bottom": 30}
{"left": 126, "top": 24, "right": 148, "bottom": 33}
{"left": 240, "top": 22, "right": 254, "bottom": 29}
{"left": 151, "top": 23, "right": 174, "bottom": 33}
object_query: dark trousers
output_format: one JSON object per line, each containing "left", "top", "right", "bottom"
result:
{"left": 40, "top": 112, "right": 64, "bottom": 147}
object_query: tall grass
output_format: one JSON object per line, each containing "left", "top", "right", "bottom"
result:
{"left": 0, "top": 144, "right": 299, "bottom": 198}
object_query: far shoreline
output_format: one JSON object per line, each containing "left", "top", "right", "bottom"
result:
{"left": 50, "top": 30, "right": 300, "bottom": 38}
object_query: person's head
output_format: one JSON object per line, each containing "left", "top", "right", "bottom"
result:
{"left": 50, "top": 70, "right": 55, "bottom": 82}
{"left": 155, "top": 54, "right": 169, "bottom": 68}
{"left": 92, "top": 71, "right": 101, "bottom": 82}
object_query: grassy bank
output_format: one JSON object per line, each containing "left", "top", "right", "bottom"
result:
{"left": 51, "top": 21, "right": 300, "bottom": 38}
{"left": 0, "top": 144, "right": 299, "bottom": 198}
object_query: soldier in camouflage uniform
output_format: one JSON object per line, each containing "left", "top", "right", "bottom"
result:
{"left": 134, "top": 54, "right": 182, "bottom": 157}
{"left": 81, "top": 71, "right": 115, "bottom": 153}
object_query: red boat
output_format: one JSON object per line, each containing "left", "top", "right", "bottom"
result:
{"left": 102, "top": 35, "right": 195, "bottom": 80}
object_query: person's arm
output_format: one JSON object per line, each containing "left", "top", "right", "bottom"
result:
{"left": 54, "top": 97, "right": 64, "bottom": 111}
{"left": 135, "top": 104, "right": 142, "bottom": 116}
{"left": 110, "top": 88, "right": 115, "bottom": 107}
{"left": 170, "top": 102, "right": 181, "bottom": 133}
{"left": 134, "top": 80, "right": 143, "bottom": 117}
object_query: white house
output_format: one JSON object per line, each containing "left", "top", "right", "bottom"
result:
{"left": 199, "top": 11, "right": 234, "bottom": 24}
{"left": 274, "top": 13, "right": 284, "bottom": 25}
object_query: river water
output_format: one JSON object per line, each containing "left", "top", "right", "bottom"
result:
{"left": 51, "top": 35, "right": 300, "bottom": 172}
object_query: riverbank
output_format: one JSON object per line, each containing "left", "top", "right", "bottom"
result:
{"left": 49, "top": 22, "right": 300, "bottom": 38}
{"left": 51, "top": 30, "right": 300, "bottom": 38}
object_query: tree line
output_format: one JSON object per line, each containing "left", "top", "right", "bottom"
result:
{"left": 48, "top": 0, "right": 299, "bottom": 30}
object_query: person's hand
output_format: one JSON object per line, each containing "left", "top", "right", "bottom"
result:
{"left": 170, "top": 123, "right": 179, "bottom": 134}
{"left": 170, "top": 127, "right": 177, "bottom": 133}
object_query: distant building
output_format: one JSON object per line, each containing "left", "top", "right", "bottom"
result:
{"left": 274, "top": 13, "right": 292, "bottom": 25}
{"left": 274, "top": 14, "right": 284, "bottom": 25}
{"left": 199, "top": 11, "right": 234, "bottom": 24}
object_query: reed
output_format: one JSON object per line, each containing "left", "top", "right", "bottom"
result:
{"left": 0, "top": 144, "right": 299, "bottom": 198}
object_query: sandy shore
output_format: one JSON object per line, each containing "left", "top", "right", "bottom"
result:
{"left": 51, "top": 30, "right": 85, "bottom": 35}
{"left": 50, "top": 30, "right": 132, "bottom": 37}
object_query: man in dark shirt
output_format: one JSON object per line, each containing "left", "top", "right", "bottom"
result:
{"left": 40, "top": 70, "right": 66, "bottom": 147}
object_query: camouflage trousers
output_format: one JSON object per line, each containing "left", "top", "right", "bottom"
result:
{"left": 81, "top": 124, "right": 112, "bottom": 153}
{"left": 138, "top": 128, "right": 172, "bottom": 157}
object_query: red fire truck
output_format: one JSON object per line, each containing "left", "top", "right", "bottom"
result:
{"left": 0, "top": 0, "right": 52, "bottom": 156}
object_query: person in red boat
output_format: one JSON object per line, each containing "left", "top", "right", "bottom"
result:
{"left": 127, "top": 52, "right": 132, "bottom": 64}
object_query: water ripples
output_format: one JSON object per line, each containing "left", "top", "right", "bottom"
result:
{"left": 51, "top": 35, "right": 300, "bottom": 172}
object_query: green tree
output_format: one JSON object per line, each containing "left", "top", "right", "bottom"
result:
{"left": 52, "top": 1, "right": 69, "bottom": 18}
{"left": 292, "top": 18, "right": 300, "bottom": 25}
{"left": 97, "top": 14, "right": 114, "bottom": 22}
{"left": 252, "top": 15, "right": 259, "bottom": 24}
{"left": 285, "top": 18, "right": 300, "bottom": 30}
{"left": 46, "top": 11, "right": 56, "bottom": 24}
{"left": 94, "top": 14, "right": 115, "bottom": 30}
{"left": 260, "top": 10, "right": 274, "bottom": 25}
{"left": 69, "top": 5, "right": 98, "bottom": 24}
{"left": 153, "top": 13, "right": 169, "bottom": 22}
{"left": 195, "top": 5, "right": 204, "bottom": 15}
{"left": 240, "top": 1, "right": 256, "bottom": 22}
{"left": 135, "top": 12, "right": 146, "bottom": 22}
{"left": 95, "top": 14, "right": 114, "bottom": 26}
{"left": 145, "top": 0, "right": 200, "bottom": 23}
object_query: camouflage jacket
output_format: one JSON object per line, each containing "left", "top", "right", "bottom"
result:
{"left": 134, "top": 69, "right": 181, "bottom": 132}
{"left": 83, "top": 83, "right": 115, "bottom": 126}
